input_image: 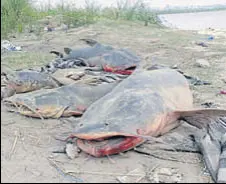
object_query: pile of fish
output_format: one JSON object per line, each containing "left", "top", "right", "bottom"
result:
{"left": 4, "top": 82, "right": 118, "bottom": 119}
{"left": 1, "top": 69, "right": 62, "bottom": 99}
{"left": 1, "top": 40, "right": 225, "bottom": 183}
{"left": 41, "top": 39, "right": 140, "bottom": 75}
{"left": 1, "top": 39, "right": 139, "bottom": 100}
{"left": 68, "top": 67, "right": 225, "bottom": 183}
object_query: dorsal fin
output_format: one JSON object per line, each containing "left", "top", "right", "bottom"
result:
{"left": 79, "top": 38, "right": 98, "bottom": 46}
{"left": 50, "top": 51, "right": 63, "bottom": 58}
{"left": 64, "top": 47, "right": 72, "bottom": 55}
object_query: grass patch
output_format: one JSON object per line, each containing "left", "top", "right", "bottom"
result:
{"left": 1, "top": 0, "right": 159, "bottom": 39}
{"left": 1, "top": 0, "right": 42, "bottom": 38}
{"left": 154, "top": 5, "right": 226, "bottom": 15}
{"left": 1, "top": 0, "right": 226, "bottom": 39}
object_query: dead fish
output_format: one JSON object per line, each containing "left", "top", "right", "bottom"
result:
{"left": 41, "top": 58, "right": 87, "bottom": 74}
{"left": 87, "top": 49, "right": 140, "bottom": 75}
{"left": 68, "top": 68, "right": 226, "bottom": 182}
{"left": 50, "top": 43, "right": 114, "bottom": 61}
{"left": 191, "top": 118, "right": 226, "bottom": 183}
{"left": 1, "top": 70, "right": 62, "bottom": 99}
{"left": 3, "top": 82, "right": 118, "bottom": 119}
{"left": 50, "top": 43, "right": 140, "bottom": 75}
{"left": 50, "top": 68, "right": 124, "bottom": 86}
{"left": 1, "top": 86, "right": 16, "bottom": 100}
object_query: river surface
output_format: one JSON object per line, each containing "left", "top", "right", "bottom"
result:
{"left": 31, "top": 0, "right": 226, "bottom": 30}
{"left": 158, "top": 10, "right": 226, "bottom": 30}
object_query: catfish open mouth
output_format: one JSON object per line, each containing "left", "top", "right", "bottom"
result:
{"left": 75, "top": 134, "right": 144, "bottom": 157}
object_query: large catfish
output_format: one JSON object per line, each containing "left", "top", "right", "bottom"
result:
{"left": 3, "top": 82, "right": 118, "bottom": 119}
{"left": 50, "top": 41, "right": 140, "bottom": 75}
{"left": 1, "top": 70, "right": 61, "bottom": 99}
{"left": 69, "top": 68, "right": 226, "bottom": 183}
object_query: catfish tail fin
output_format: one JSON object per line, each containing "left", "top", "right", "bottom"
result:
{"left": 177, "top": 109, "right": 226, "bottom": 183}
{"left": 178, "top": 109, "right": 226, "bottom": 130}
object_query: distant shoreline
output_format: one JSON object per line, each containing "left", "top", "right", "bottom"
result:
{"left": 157, "top": 10, "right": 226, "bottom": 30}
{"left": 30, "top": 0, "right": 226, "bottom": 13}
{"left": 155, "top": 6, "right": 226, "bottom": 15}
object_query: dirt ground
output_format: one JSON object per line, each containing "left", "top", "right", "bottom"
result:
{"left": 1, "top": 20, "right": 226, "bottom": 183}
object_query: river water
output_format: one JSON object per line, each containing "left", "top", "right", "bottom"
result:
{"left": 31, "top": 0, "right": 226, "bottom": 30}
{"left": 158, "top": 10, "right": 226, "bottom": 30}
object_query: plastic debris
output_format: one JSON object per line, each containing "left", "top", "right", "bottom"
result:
{"left": 65, "top": 143, "right": 80, "bottom": 159}
{"left": 220, "top": 90, "right": 226, "bottom": 95}
{"left": 180, "top": 73, "right": 211, "bottom": 86}
{"left": 61, "top": 23, "right": 68, "bottom": 32}
{"left": 44, "top": 25, "right": 55, "bottom": 32}
{"left": 195, "top": 59, "right": 210, "bottom": 68}
{"left": 195, "top": 42, "right": 208, "bottom": 47}
{"left": 207, "top": 36, "right": 214, "bottom": 40}
{"left": 201, "top": 102, "right": 215, "bottom": 108}
{"left": 1, "top": 40, "right": 22, "bottom": 51}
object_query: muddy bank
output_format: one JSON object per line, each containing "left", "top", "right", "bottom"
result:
{"left": 1, "top": 20, "right": 226, "bottom": 183}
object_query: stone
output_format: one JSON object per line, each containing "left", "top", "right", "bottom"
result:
{"left": 195, "top": 59, "right": 210, "bottom": 68}
{"left": 66, "top": 143, "right": 80, "bottom": 159}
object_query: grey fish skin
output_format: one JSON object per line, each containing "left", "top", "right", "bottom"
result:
{"left": 47, "top": 48, "right": 141, "bottom": 72}
{"left": 1, "top": 86, "right": 16, "bottom": 100}
{"left": 1, "top": 70, "right": 62, "bottom": 99}
{"left": 3, "top": 81, "right": 119, "bottom": 119}
{"left": 61, "top": 43, "right": 141, "bottom": 70}
{"left": 46, "top": 43, "right": 141, "bottom": 74}
{"left": 218, "top": 133, "right": 226, "bottom": 183}
{"left": 72, "top": 68, "right": 192, "bottom": 139}
{"left": 13, "top": 70, "right": 61, "bottom": 87}
{"left": 63, "top": 43, "right": 114, "bottom": 60}
{"left": 69, "top": 68, "right": 226, "bottom": 183}
{"left": 191, "top": 120, "right": 226, "bottom": 183}
{"left": 87, "top": 49, "right": 140, "bottom": 69}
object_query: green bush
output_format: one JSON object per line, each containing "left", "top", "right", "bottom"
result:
{"left": 1, "top": 0, "right": 38, "bottom": 38}
{"left": 1, "top": 0, "right": 158, "bottom": 38}
{"left": 101, "top": 0, "right": 158, "bottom": 25}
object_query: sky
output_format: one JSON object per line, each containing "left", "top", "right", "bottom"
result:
{"left": 31, "top": 0, "right": 226, "bottom": 9}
